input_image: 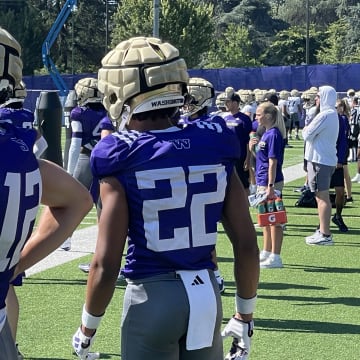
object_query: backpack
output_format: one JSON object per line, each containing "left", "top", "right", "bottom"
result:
{"left": 295, "top": 189, "right": 317, "bottom": 208}
{"left": 295, "top": 189, "right": 346, "bottom": 208}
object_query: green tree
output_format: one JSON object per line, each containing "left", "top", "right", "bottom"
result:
{"left": 203, "top": 23, "right": 260, "bottom": 68}
{"left": 110, "top": 0, "right": 214, "bottom": 68}
{"left": 316, "top": 19, "right": 353, "bottom": 64}
{"left": 0, "top": 2, "right": 45, "bottom": 75}
{"left": 261, "top": 25, "right": 324, "bottom": 65}
{"left": 218, "top": 0, "right": 288, "bottom": 59}
{"left": 343, "top": 4, "right": 360, "bottom": 61}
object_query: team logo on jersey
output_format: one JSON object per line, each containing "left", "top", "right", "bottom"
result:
{"left": 258, "top": 140, "right": 266, "bottom": 150}
{"left": 169, "top": 138, "right": 190, "bottom": 149}
{"left": 11, "top": 137, "right": 29, "bottom": 151}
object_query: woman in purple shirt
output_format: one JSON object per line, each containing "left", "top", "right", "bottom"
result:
{"left": 250, "top": 102, "right": 285, "bottom": 269}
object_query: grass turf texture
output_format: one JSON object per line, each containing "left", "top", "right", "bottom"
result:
{"left": 16, "top": 137, "right": 360, "bottom": 359}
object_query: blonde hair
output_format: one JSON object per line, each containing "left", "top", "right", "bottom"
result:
{"left": 259, "top": 102, "right": 286, "bottom": 139}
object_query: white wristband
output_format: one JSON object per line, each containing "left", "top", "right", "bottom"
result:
{"left": 235, "top": 294, "right": 257, "bottom": 314}
{"left": 81, "top": 304, "right": 104, "bottom": 329}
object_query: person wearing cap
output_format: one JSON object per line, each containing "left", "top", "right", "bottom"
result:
{"left": 72, "top": 37, "right": 259, "bottom": 360}
{"left": 303, "top": 85, "right": 339, "bottom": 246}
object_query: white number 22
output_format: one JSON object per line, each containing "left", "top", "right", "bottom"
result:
{"left": 136, "top": 164, "right": 227, "bottom": 252}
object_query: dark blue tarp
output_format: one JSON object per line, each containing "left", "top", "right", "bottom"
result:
{"left": 23, "top": 64, "right": 360, "bottom": 112}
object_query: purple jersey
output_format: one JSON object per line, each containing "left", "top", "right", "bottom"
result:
{"left": 179, "top": 113, "right": 226, "bottom": 127}
{"left": 70, "top": 105, "right": 107, "bottom": 150}
{"left": 224, "top": 111, "right": 252, "bottom": 161}
{"left": 91, "top": 121, "right": 239, "bottom": 279}
{"left": 0, "top": 107, "right": 34, "bottom": 129}
{"left": 337, "top": 114, "right": 350, "bottom": 164}
{"left": 255, "top": 127, "right": 284, "bottom": 186}
{"left": 99, "top": 115, "right": 115, "bottom": 132}
{"left": 0, "top": 123, "right": 41, "bottom": 308}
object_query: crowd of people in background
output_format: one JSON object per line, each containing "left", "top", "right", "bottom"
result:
{"left": 2, "top": 23, "right": 360, "bottom": 360}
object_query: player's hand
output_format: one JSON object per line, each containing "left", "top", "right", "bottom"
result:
{"left": 72, "top": 326, "right": 96, "bottom": 359}
{"left": 222, "top": 317, "right": 254, "bottom": 359}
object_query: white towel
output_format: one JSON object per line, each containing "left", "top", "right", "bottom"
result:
{"left": 176, "top": 269, "right": 217, "bottom": 350}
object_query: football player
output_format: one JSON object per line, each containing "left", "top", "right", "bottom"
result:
{"left": 72, "top": 36, "right": 259, "bottom": 360}
{"left": 0, "top": 26, "right": 93, "bottom": 360}
{"left": 61, "top": 78, "right": 110, "bottom": 251}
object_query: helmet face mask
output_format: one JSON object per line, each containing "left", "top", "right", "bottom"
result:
{"left": 98, "top": 37, "right": 189, "bottom": 129}
{"left": 182, "top": 77, "right": 214, "bottom": 117}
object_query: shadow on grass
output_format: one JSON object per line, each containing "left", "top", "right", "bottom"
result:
{"left": 286, "top": 264, "right": 360, "bottom": 274}
{"left": 258, "top": 294, "right": 360, "bottom": 307}
{"left": 23, "top": 278, "right": 88, "bottom": 286}
{"left": 252, "top": 318, "right": 360, "bottom": 334}
{"left": 258, "top": 282, "right": 327, "bottom": 291}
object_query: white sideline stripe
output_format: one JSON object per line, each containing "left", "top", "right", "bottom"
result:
{"left": 26, "top": 163, "right": 305, "bottom": 276}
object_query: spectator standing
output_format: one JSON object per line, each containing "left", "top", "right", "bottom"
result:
{"left": 302, "top": 85, "right": 339, "bottom": 245}
{"left": 331, "top": 99, "right": 350, "bottom": 232}
{"left": 72, "top": 36, "right": 259, "bottom": 360}
{"left": 250, "top": 101, "right": 286, "bottom": 268}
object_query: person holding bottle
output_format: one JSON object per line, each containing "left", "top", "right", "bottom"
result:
{"left": 250, "top": 101, "right": 286, "bottom": 268}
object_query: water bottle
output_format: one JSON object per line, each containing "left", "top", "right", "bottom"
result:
{"left": 266, "top": 199, "right": 275, "bottom": 213}
{"left": 257, "top": 201, "right": 267, "bottom": 214}
{"left": 275, "top": 197, "right": 284, "bottom": 211}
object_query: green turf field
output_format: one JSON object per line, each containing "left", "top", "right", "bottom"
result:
{"left": 16, "top": 137, "right": 360, "bottom": 359}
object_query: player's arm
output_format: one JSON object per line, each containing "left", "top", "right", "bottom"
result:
{"left": 222, "top": 170, "right": 259, "bottom": 321}
{"left": 14, "top": 159, "right": 93, "bottom": 274}
{"left": 221, "top": 170, "right": 259, "bottom": 358}
{"left": 83, "top": 176, "right": 128, "bottom": 334}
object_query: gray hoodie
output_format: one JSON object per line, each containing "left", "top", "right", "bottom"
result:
{"left": 302, "top": 85, "right": 339, "bottom": 166}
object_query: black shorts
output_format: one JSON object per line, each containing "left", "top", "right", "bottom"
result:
{"left": 330, "top": 167, "right": 344, "bottom": 188}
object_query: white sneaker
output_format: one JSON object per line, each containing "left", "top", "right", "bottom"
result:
{"left": 260, "top": 255, "right": 283, "bottom": 268}
{"left": 60, "top": 237, "right": 71, "bottom": 251}
{"left": 305, "top": 231, "right": 334, "bottom": 245}
{"left": 351, "top": 173, "right": 360, "bottom": 182}
{"left": 259, "top": 250, "right": 271, "bottom": 262}
{"left": 305, "top": 229, "right": 320, "bottom": 242}
{"left": 78, "top": 263, "right": 91, "bottom": 273}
